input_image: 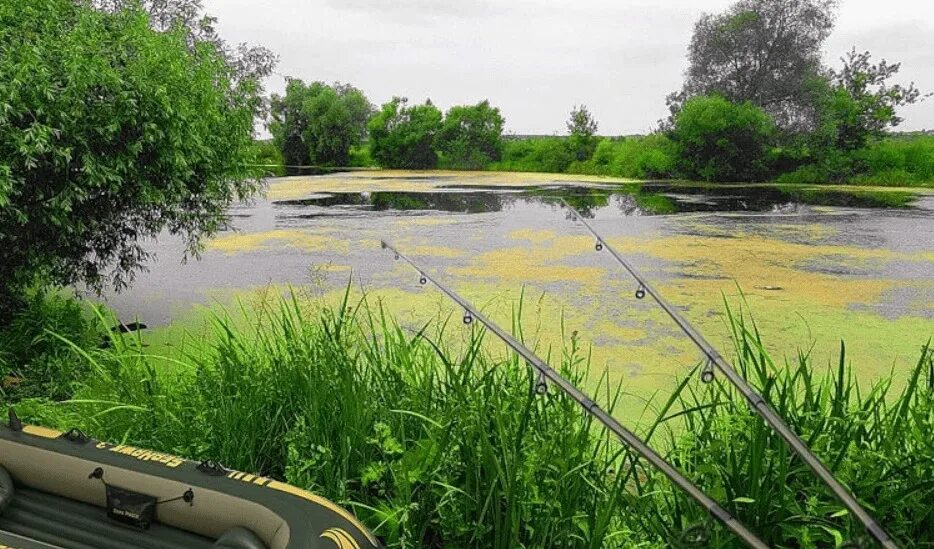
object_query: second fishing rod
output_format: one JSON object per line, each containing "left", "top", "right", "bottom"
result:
{"left": 380, "top": 239, "right": 769, "bottom": 548}
{"left": 558, "top": 198, "right": 896, "bottom": 548}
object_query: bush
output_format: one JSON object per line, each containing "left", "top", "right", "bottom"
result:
{"left": 248, "top": 140, "right": 286, "bottom": 177}
{"left": 670, "top": 95, "right": 776, "bottom": 181}
{"left": 368, "top": 98, "right": 442, "bottom": 169}
{"left": 0, "top": 290, "right": 101, "bottom": 403}
{"left": 572, "top": 135, "right": 677, "bottom": 179}
{"left": 852, "top": 136, "right": 934, "bottom": 185}
{"left": 774, "top": 135, "right": 934, "bottom": 186}
{"left": 490, "top": 137, "right": 575, "bottom": 173}
{"left": 435, "top": 101, "right": 505, "bottom": 170}
{"left": 348, "top": 145, "right": 376, "bottom": 168}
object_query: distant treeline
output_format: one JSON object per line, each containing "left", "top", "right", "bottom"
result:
{"left": 261, "top": 0, "right": 932, "bottom": 186}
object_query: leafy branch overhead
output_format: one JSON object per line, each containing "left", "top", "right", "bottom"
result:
{"left": 0, "top": 0, "right": 276, "bottom": 317}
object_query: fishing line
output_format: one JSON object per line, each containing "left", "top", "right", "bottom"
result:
{"left": 379, "top": 239, "right": 769, "bottom": 549}
{"left": 558, "top": 199, "right": 897, "bottom": 548}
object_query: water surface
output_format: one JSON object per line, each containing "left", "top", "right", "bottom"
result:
{"left": 99, "top": 171, "right": 934, "bottom": 409}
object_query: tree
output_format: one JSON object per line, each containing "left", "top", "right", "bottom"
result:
{"left": 567, "top": 105, "right": 599, "bottom": 161}
{"left": 818, "top": 49, "right": 926, "bottom": 152}
{"left": 670, "top": 95, "right": 776, "bottom": 182}
{"left": 269, "top": 81, "right": 372, "bottom": 167}
{"left": 0, "top": 0, "right": 269, "bottom": 317}
{"left": 368, "top": 98, "right": 443, "bottom": 169}
{"left": 269, "top": 80, "right": 313, "bottom": 167}
{"left": 435, "top": 101, "right": 505, "bottom": 170}
{"left": 89, "top": 0, "right": 276, "bottom": 92}
{"left": 303, "top": 83, "right": 371, "bottom": 166}
{"left": 669, "top": 0, "right": 837, "bottom": 131}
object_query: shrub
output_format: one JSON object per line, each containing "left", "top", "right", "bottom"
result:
{"left": 573, "top": 135, "right": 677, "bottom": 179}
{"left": 670, "top": 95, "right": 776, "bottom": 181}
{"left": 435, "top": 101, "right": 505, "bottom": 170}
{"left": 368, "top": 98, "right": 443, "bottom": 169}
{"left": 774, "top": 135, "right": 934, "bottom": 186}
{"left": 248, "top": 140, "right": 286, "bottom": 177}
{"left": 0, "top": 290, "right": 101, "bottom": 403}
{"left": 490, "top": 137, "right": 575, "bottom": 173}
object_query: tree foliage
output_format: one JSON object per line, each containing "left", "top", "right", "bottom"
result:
{"left": 670, "top": 0, "right": 837, "bottom": 131}
{"left": 368, "top": 98, "right": 442, "bottom": 169}
{"left": 90, "top": 0, "right": 277, "bottom": 86}
{"left": 818, "top": 49, "right": 926, "bottom": 151}
{"left": 492, "top": 138, "right": 575, "bottom": 174}
{"left": 670, "top": 95, "right": 775, "bottom": 182}
{"left": 269, "top": 80, "right": 372, "bottom": 167}
{"left": 435, "top": 101, "right": 505, "bottom": 170}
{"left": 567, "top": 105, "right": 599, "bottom": 161}
{"left": 0, "top": 0, "right": 268, "bottom": 316}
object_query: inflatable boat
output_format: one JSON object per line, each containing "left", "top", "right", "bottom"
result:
{"left": 0, "top": 411, "right": 381, "bottom": 549}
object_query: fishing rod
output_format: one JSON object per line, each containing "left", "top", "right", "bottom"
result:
{"left": 379, "top": 239, "right": 769, "bottom": 549}
{"left": 558, "top": 199, "right": 896, "bottom": 548}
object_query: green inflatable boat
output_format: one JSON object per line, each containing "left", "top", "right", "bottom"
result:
{"left": 0, "top": 411, "right": 381, "bottom": 549}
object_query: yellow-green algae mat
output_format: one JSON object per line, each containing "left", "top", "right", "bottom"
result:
{"left": 146, "top": 172, "right": 933, "bottom": 420}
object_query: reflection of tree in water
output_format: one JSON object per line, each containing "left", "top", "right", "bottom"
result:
{"left": 370, "top": 192, "right": 507, "bottom": 213}
{"left": 279, "top": 184, "right": 909, "bottom": 219}
{"left": 539, "top": 186, "right": 679, "bottom": 219}
{"left": 559, "top": 191, "right": 611, "bottom": 219}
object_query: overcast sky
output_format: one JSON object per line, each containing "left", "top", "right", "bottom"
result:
{"left": 205, "top": 0, "right": 934, "bottom": 135}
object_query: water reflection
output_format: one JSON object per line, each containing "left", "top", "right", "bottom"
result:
{"left": 272, "top": 183, "right": 916, "bottom": 219}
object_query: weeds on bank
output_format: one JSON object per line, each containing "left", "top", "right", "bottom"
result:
{"left": 5, "top": 289, "right": 933, "bottom": 547}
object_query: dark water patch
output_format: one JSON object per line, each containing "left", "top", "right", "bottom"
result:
{"left": 269, "top": 184, "right": 918, "bottom": 219}
{"left": 276, "top": 191, "right": 510, "bottom": 214}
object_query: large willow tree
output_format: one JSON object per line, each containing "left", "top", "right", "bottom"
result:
{"left": 668, "top": 0, "right": 838, "bottom": 132}
{"left": 0, "top": 0, "right": 274, "bottom": 318}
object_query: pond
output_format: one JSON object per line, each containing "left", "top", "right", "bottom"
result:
{"left": 99, "top": 171, "right": 934, "bottom": 413}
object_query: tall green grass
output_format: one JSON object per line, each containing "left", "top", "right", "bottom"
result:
{"left": 0, "top": 288, "right": 102, "bottom": 402}
{"left": 6, "top": 290, "right": 933, "bottom": 547}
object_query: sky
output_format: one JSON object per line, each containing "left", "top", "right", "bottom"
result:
{"left": 204, "top": 0, "right": 934, "bottom": 136}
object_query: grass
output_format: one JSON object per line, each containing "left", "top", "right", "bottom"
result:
{"left": 3, "top": 288, "right": 933, "bottom": 548}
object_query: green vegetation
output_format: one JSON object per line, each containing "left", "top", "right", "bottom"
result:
{"left": 269, "top": 80, "right": 372, "bottom": 167}
{"left": 567, "top": 105, "right": 600, "bottom": 162}
{"left": 570, "top": 135, "right": 677, "bottom": 179}
{"left": 249, "top": 140, "right": 287, "bottom": 177}
{"left": 0, "top": 289, "right": 102, "bottom": 403}
{"left": 258, "top": 0, "right": 933, "bottom": 187}
{"left": 3, "top": 291, "right": 932, "bottom": 547}
{"left": 368, "top": 98, "right": 444, "bottom": 169}
{"left": 0, "top": 0, "right": 271, "bottom": 320}
{"left": 435, "top": 101, "right": 505, "bottom": 170}
{"left": 776, "top": 134, "right": 934, "bottom": 186}
{"left": 491, "top": 137, "right": 576, "bottom": 174}
{"left": 670, "top": 96, "right": 776, "bottom": 182}
{"left": 2, "top": 0, "right": 931, "bottom": 545}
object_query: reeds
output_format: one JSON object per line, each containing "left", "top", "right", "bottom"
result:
{"left": 8, "top": 289, "right": 932, "bottom": 547}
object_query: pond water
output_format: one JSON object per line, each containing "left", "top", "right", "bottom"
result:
{"left": 100, "top": 171, "right": 934, "bottom": 411}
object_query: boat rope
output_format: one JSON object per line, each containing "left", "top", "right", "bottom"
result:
{"left": 558, "top": 198, "right": 897, "bottom": 548}
{"left": 379, "top": 239, "right": 769, "bottom": 549}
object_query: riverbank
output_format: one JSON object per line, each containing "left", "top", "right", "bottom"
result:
{"left": 92, "top": 172, "right": 933, "bottom": 410}
{"left": 256, "top": 133, "right": 934, "bottom": 189}
{"left": 2, "top": 289, "right": 931, "bottom": 547}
